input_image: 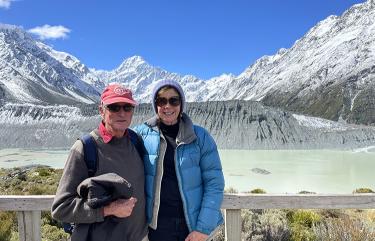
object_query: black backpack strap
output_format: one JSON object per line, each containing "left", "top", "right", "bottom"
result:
{"left": 61, "top": 134, "right": 97, "bottom": 235}
{"left": 128, "top": 129, "right": 144, "bottom": 157}
{"left": 79, "top": 134, "right": 97, "bottom": 177}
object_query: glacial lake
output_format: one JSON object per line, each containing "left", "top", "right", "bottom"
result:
{"left": 0, "top": 148, "right": 374, "bottom": 194}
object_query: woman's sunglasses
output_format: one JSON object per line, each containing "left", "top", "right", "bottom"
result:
{"left": 104, "top": 104, "right": 135, "bottom": 113}
{"left": 155, "top": 96, "right": 181, "bottom": 107}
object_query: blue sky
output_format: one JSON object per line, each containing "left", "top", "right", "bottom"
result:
{"left": 0, "top": 0, "right": 366, "bottom": 79}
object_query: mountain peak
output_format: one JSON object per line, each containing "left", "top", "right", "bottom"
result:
{"left": 119, "top": 55, "right": 146, "bottom": 68}
{"left": 0, "top": 23, "right": 18, "bottom": 30}
{"left": 0, "top": 23, "right": 34, "bottom": 42}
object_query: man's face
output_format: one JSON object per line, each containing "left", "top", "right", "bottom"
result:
{"left": 100, "top": 102, "right": 135, "bottom": 136}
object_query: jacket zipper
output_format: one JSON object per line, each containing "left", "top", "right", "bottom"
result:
{"left": 152, "top": 134, "right": 166, "bottom": 228}
{"left": 174, "top": 142, "right": 192, "bottom": 232}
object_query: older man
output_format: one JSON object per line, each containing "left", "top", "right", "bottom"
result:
{"left": 52, "top": 84, "right": 148, "bottom": 241}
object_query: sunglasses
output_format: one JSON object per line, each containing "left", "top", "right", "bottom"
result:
{"left": 104, "top": 104, "right": 135, "bottom": 113}
{"left": 155, "top": 96, "right": 181, "bottom": 107}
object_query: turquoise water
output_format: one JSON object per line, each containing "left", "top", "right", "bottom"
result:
{"left": 0, "top": 148, "right": 374, "bottom": 194}
{"left": 0, "top": 148, "right": 68, "bottom": 169}
{"left": 219, "top": 148, "right": 375, "bottom": 194}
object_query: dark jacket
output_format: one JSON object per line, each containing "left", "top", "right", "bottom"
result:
{"left": 71, "top": 173, "right": 134, "bottom": 241}
{"left": 77, "top": 173, "right": 133, "bottom": 209}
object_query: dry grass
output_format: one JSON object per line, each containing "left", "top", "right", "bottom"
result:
{"left": 212, "top": 209, "right": 375, "bottom": 241}
{"left": 313, "top": 214, "right": 375, "bottom": 241}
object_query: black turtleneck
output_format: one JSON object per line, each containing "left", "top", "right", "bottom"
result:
{"left": 158, "top": 121, "right": 185, "bottom": 218}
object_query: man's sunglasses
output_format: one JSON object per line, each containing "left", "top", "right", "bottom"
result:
{"left": 104, "top": 104, "right": 135, "bottom": 113}
{"left": 155, "top": 96, "right": 181, "bottom": 107}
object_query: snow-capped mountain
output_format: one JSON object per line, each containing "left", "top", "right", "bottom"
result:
{"left": 92, "top": 56, "right": 208, "bottom": 102}
{"left": 202, "top": 0, "right": 375, "bottom": 124}
{"left": 1, "top": 0, "right": 375, "bottom": 149}
{"left": 37, "top": 42, "right": 103, "bottom": 91}
{"left": 92, "top": 0, "right": 375, "bottom": 124}
{"left": 0, "top": 24, "right": 100, "bottom": 105}
{"left": 1, "top": 0, "right": 374, "bottom": 125}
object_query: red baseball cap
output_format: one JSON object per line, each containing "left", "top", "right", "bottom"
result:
{"left": 101, "top": 84, "right": 138, "bottom": 106}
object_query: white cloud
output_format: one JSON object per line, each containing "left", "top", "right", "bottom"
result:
{"left": 0, "top": 0, "right": 15, "bottom": 9}
{"left": 28, "top": 25, "right": 71, "bottom": 40}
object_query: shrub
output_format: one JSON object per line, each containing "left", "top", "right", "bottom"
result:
{"left": 27, "top": 185, "right": 48, "bottom": 195}
{"left": 365, "top": 210, "right": 375, "bottom": 223}
{"left": 313, "top": 215, "right": 375, "bottom": 241}
{"left": 224, "top": 187, "right": 238, "bottom": 194}
{"left": 0, "top": 211, "right": 16, "bottom": 241}
{"left": 41, "top": 224, "right": 69, "bottom": 241}
{"left": 0, "top": 167, "right": 62, "bottom": 195}
{"left": 288, "top": 210, "right": 321, "bottom": 228}
{"left": 35, "top": 167, "right": 53, "bottom": 177}
{"left": 41, "top": 212, "right": 69, "bottom": 241}
{"left": 319, "top": 209, "right": 341, "bottom": 219}
{"left": 250, "top": 188, "right": 266, "bottom": 194}
{"left": 16, "top": 172, "right": 27, "bottom": 181}
{"left": 353, "top": 188, "right": 374, "bottom": 193}
{"left": 241, "top": 209, "right": 290, "bottom": 241}
{"left": 287, "top": 210, "right": 321, "bottom": 241}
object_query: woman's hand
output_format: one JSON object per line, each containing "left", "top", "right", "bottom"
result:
{"left": 103, "top": 197, "right": 137, "bottom": 218}
{"left": 185, "top": 231, "right": 208, "bottom": 241}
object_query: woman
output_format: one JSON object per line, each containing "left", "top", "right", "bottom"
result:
{"left": 134, "top": 79, "right": 224, "bottom": 241}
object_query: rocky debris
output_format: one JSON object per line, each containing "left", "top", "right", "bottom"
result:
{"left": 0, "top": 164, "right": 49, "bottom": 181}
{"left": 0, "top": 101, "right": 375, "bottom": 149}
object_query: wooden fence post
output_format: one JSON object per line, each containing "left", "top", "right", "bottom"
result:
{"left": 17, "top": 210, "right": 41, "bottom": 241}
{"left": 225, "top": 209, "right": 241, "bottom": 241}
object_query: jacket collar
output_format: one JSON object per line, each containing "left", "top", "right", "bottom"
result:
{"left": 98, "top": 121, "right": 128, "bottom": 144}
{"left": 145, "top": 113, "right": 196, "bottom": 144}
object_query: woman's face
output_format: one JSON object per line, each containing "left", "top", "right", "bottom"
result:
{"left": 156, "top": 88, "right": 181, "bottom": 125}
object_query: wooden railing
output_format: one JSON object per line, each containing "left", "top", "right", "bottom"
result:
{"left": 1, "top": 194, "right": 375, "bottom": 241}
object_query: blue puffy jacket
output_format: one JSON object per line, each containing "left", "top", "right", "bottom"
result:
{"left": 134, "top": 113, "right": 224, "bottom": 235}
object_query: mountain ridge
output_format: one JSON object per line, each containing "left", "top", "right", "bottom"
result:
{"left": 0, "top": 24, "right": 100, "bottom": 105}
{"left": 0, "top": 0, "right": 374, "bottom": 125}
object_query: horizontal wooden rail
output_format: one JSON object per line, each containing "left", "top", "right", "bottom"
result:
{"left": 0, "top": 194, "right": 374, "bottom": 241}
{"left": 1, "top": 194, "right": 375, "bottom": 211}
{"left": 222, "top": 193, "right": 375, "bottom": 209}
{"left": 0, "top": 195, "right": 54, "bottom": 211}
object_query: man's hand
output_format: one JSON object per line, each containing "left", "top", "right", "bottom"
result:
{"left": 185, "top": 231, "right": 208, "bottom": 241}
{"left": 103, "top": 197, "right": 137, "bottom": 218}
